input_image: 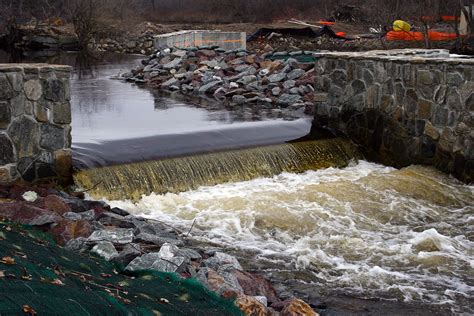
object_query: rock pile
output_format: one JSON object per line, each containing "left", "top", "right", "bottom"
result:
{"left": 123, "top": 47, "right": 316, "bottom": 111}
{"left": 0, "top": 185, "right": 318, "bottom": 316}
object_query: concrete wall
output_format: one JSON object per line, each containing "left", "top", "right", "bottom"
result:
{"left": 313, "top": 49, "right": 474, "bottom": 182}
{"left": 0, "top": 64, "right": 72, "bottom": 184}
{"left": 155, "top": 31, "right": 246, "bottom": 51}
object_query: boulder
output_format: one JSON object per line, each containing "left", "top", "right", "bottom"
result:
{"left": 277, "top": 94, "right": 301, "bottom": 107}
{"left": 114, "top": 243, "right": 142, "bottom": 265}
{"left": 283, "top": 80, "right": 296, "bottom": 89}
{"left": 198, "top": 80, "right": 221, "bottom": 94}
{"left": 204, "top": 252, "right": 243, "bottom": 271}
{"left": 232, "top": 270, "right": 280, "bottom": 304}
{"left": 235, "top": 295, "right": 268, "bottom": 316}
{"left": 237, "top": 75, "right": 257, "bottom": 85}
{"left": 91, "top": 241, "right": 118, "bottom": 261}
{"left": 287, "top": 69, "right": 305, "bottom": 80}
{"left": 49, "top": 219, "right": 92, "bottom": 245}
{"left": 275, "top": 298, "right": 319, "bottom": 316}
{"left": 87, "top": 228, "right": 134, "bottom": 245}
{"left": 163, "top": 58, "right": 182, "bottom": 70}
{"left": 0, "top": 201, "right": 61, "bottom": 226}
{"left": 0, "top": 74, "right": 15, "bottom": 100}
{"left": 196, "top": 267, "right": 243, "bottom": 295}
{"left": 126, "top": 243, "right": 187, "bottom": 273}
{"left": 268, "top": 72, "right": 287, "bottom": 83}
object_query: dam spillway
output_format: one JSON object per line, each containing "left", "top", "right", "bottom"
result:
{"left": 75, "top": 138, "right": 362, "bottom": 200}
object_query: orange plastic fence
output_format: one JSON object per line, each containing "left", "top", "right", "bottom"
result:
{"left": 335, "top": 32, "right": 346, "bottom": 37}
{"left": 441, "top": 16, "right": 459, "bottom": 22}
{"left": 318, "top": 21, "right": 336, "bottom": 26}
{"left": 386, "top": 31, "right": 459, "bottom": 41}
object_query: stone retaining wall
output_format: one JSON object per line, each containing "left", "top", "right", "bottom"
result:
{"left": 0, "top": 64, "right": 72, "bottom": 184}
{"left": 313, "top": 49, "right": 473, "bottom": 182}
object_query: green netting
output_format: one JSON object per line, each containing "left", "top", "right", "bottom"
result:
{"left": 267, "top": 54, "right": 317, "bottom": 63}
{"left": 0, "top": 221, "right": 243, "bottom": 316}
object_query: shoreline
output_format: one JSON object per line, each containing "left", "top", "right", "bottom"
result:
{"left": 0, "top": 183, "right": 317, "bottom": 315}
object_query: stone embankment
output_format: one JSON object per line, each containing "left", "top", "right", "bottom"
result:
{"left": 123, "top": 47, "right": 317, "bottom": 113}
{"left": 313, "top": 49, "right": 474, "bottom": 183}
{"left": 0, "top": 185, "right": 318, "bottom": 316}
{"left": 0, "top": 64, "right": 72, "bottom": 184}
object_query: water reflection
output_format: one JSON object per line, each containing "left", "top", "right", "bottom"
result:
{"left": 0, "top": 51, "right": 313, "bottom": 167}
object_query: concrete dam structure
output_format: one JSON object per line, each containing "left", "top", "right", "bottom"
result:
{"left": 154, "top": 30, "right": 246, "bottom": 51}
{"left": 312, "top": 49, "right": 473, "bottom": 183}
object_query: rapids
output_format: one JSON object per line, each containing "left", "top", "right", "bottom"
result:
{"left": 108, "top": 161, "right": 474, "bottom": 315}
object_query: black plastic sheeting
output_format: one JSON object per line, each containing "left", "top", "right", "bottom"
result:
{"left": 247, "top": 26, "right": 343, "bottom": 42}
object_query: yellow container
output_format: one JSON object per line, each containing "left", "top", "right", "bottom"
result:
{"left": 393, "top": 20, "right": 411, "bottom": 32}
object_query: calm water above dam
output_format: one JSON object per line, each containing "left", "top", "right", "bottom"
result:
{"left": 2, "top": 51, "right": 472, "bottom": 315}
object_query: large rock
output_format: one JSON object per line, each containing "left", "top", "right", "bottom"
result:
{"left": 0, "top": 74, "right": 15, "bottom": 100}
{"left": 114, "top": 243, "right": 141, "bottom": 265}
{"left": 198, "top": 80, "right": 221, "bottom": 94}
{"left": 0, "top": 101, "right": 11, "bottom": 128}
{"left": 53, "top": 102, "right": 71, "bottom": 124}
{"left": 275, "top": 298, "right": 319, "bottom": 316}
{"left": 40, "top": 124, "right": 64, "bottom": 151}
{"left": 125, "top": 243, "right": 187, "bottom": 273}
{"left": 196, "top": 267, "right": 243, "bottom": 295}
{"left": 0, "top": 201, "right": 61, "bottom": 226}
{"left": 268, "top": 72, "right": 287, "bottom": 83}
{"left": 43, "top": 78, "right": 66, "bottom": 102}
{"left": 237, "top": 75, "right": 257, "bottom": 85}
{"left": 91, "top": 241, "right": 118, "bottom": 261}
{"left": 204, "top": 252, "right": 243, "bottom": 271}
{"left": 232, "top": 270, "right": 280, "bottom": 304}
{"left": 277, "top": 94, "right": 301, "bottom": 107}
{"left": 287, "top": 69, "right": 305, "bottom": 80}
{"left": 35, "top": 194, "right": 71, "bottom": 214}
{"left": 235, "top": 295, "right": 268, "bottom": 316}
{"left": 163, "top": 58, "right": 182, "bottom": 70}
{"left": 24, "top": 79, "right": 42, "bottom": 101}
{"left": 7, "top": 116, "right": 39, "bottom": 158}
{"left": 87, "top": 228, "right": 134, "bottom": 245}
{"left": 49, "top": 219, "right": 92, "bottom": 245}
{"left": 0, "top": 134, "right": 15, "bottom": 165}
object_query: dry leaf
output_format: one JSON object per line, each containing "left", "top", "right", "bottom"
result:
{"left": 22, "top": 305, "right": 37, "bottom": 315}
{"left": 0, "top": 271, "right": 5, "bottom": 278}
{"left": 159, "top": 298, "right": 170, "bottom": 304}
{"left": 51, "top": 279, "right": 65, "bottom": 286}
{"left": 100, "top": 273, "right": 112, "bottom": 278}
{"left": 0, "top": 256, "right": 15, "bottom": 265}
{"left": 6, "top": 226, "right": 12, "bottom": 231}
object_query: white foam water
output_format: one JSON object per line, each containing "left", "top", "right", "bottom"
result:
{"left": 107, "top": 161, "right": 474, "bottom": 314}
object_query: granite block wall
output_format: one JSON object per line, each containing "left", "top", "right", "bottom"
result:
{"left": 313, "top": 49, "right": 473, "bottom": 182}
{"left": 0, "top": 63, "right": 72, "bottom": 184}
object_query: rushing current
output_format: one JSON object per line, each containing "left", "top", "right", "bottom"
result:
{"left": 108, "top": 161, "right": 474, "bottom": 315}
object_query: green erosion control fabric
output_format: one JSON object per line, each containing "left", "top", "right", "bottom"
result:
{"left": 0, "top": 222, "right": 242, "bottom": 316}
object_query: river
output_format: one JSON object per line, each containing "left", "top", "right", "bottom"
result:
{"left": 1, "top": 51, "right": 472, "bottom": 315}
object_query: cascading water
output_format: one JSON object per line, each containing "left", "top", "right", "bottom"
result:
{"left": 75, "top": 138, "right": 362, "bottom": 200}
{"left": 108, "top": 162, "right": 474, "bottom": 315}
